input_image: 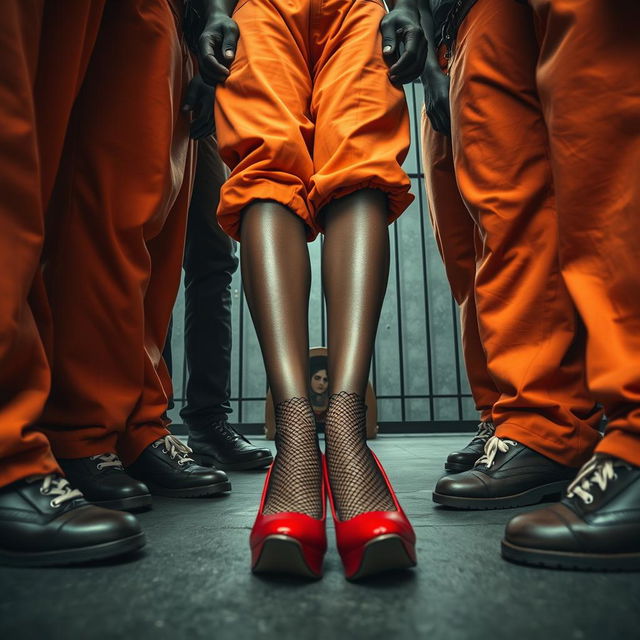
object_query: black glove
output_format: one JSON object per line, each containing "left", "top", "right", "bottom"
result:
{"left": 380, "top": 1, "right": 428, "bottom": 85}
{"left": 197, "top": 9, "right": 239, "bottom": 86}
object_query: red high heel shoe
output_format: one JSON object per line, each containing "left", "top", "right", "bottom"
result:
{"left": 324, "top": 452, "right": 417, "bottom": 580}
{"left": 250, "top": 462, "right": 327, "bottom": 579}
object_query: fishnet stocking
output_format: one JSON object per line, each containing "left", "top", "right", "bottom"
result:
{"left": 263, "top": 397, "right": 323, "bottom": 518}
{"left": 325, "top": 391, "right": 396, "bottom": 521}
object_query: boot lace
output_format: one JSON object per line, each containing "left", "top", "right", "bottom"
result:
{"left": 212, "top": 420, "right": 241, "bottom": 443}
{"left": 154, "top": 435, "right": 195, "bottom": 466}
{"left": 474, "top": 436, "right": 518, "bottom": 469}
{"left": 471, "top": 421, "right": 495, "bottom": 444}
{"left": 28, "top": 474, "right": 84, "bottom": 508}
{"left": 566, "top": 456, "right": 617, "bottom": 505}
{"left": 90, "top": 453, "right": 124, "bottom": 471}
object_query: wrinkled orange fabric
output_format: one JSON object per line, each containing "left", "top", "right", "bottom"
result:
{"left": 420, "top": 112, "right": 499, "bottom": 423}
{"left": 38, "top": 0, "right": 194, "bottom": 465}
{"left": 214, "top": 0, "right": 413, "bottom": 242}
{"left": 449, "top": 0, "right": 602, "bottom": 467}
{"left": 529, "top": 0, "right": 640, "bottom": 466}
{"left": 0, "top": 0, "right": 106, "bottom": 487}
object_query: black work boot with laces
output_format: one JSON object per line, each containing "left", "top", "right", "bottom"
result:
{"left": 0, "top": 474, "right": 145, "bottom": 567}
{"left": 502, "top": 454, "right": 640, "bottom": 570}
{"left": 445, "top": 421, "right": 495, "bottom": 472}
{"left": 59, "top": 453, "right": 152, "bottom": 511}
{"left": 187, "top": 418, "right": 273, "bottom": 471}
{"left": 126, "top": 435, "right": 231, "bottom": 497}
{"left": 433, "top": 436, "right": 576, "bottom": 509}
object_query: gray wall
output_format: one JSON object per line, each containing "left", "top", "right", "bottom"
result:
{"left": 167, "top": 83, "right": 478, "bottom": 428}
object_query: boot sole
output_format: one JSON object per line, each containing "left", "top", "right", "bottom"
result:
{"left": 252, "top": 535, "right": 321, "bottom": 579}
{"left": 501, "top": 539, "right": 640, "bottom": 571}
{"left": 197, "top": 454, "right": 273, "bottom": 472}
{"left": 432, "top": 480, "right": 570, "bottom": 510}
{"left": 144, "top": 480, "right": 231, "bottom": 498}
{"left": 0, "top": 532, "right": 146, "bottom": 567}
{"left": 349, "top": 534, "right": 417, "bottom": 581}
{"left": 93, "top": 494, "right": 153, "bottom": 512}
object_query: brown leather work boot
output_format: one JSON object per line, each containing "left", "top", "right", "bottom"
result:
{"left": 502, "top": 454, "right": 640, "bottom": 570}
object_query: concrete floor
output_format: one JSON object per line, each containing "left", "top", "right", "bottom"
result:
{"left": 1, "top": 435, "right": 638, "bottom": 640}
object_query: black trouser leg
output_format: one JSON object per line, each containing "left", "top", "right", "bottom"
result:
{"left": 180, "top": 136, "right": 238, "bottom": 428}
{"left": 162, "top": 318, "right": 174, "bottom": 411}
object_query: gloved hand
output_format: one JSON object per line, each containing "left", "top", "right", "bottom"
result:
{"left": 381, "top": 0, "right": 428, "bottom": 85}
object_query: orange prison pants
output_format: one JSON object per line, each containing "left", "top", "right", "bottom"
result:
{"left": 528, "top": 0, "right": 640, "bottom": 466}
{"left": 214, "top": 0, "right": 413, "bottom": 242}
{"left": 38, "top": 0, "right": 194, "bottom": 466}
{"left": 420, "top": 112, "right": 499, "bottom": 423}
{"left": 0, "top": 0, "right": 106, "bottom": 487}
{"left": 449, "top": 0, "right": 602, "bottom": 467}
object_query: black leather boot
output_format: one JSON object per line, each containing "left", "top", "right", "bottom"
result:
{"left": 445, "top": 422, "right": 495, "bottom": 472}
{"left": 502, "top": 454, "right": 640, "bottom": 570}
{"left": 433, "top": 436, "right": 576, "bottom": 509}
{"left": 127, "top": 435, "right": 231, "bottom": 497}
{"left": 0, "top": 475, "right": 145, "bottom": 567}
{"left": 59, "top": 453, "right": 152, "bottom": 511}
{"left": 188, "top": 419, "right": 273, "bottom": 471}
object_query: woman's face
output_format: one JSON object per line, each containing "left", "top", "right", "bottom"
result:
{"left": 311, "top": 369, "right": 328, "bottom": 395}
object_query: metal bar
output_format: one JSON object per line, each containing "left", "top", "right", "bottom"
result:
{"left": 392, "top": 221, "right": 406, "bottom": 423}
{"left": 320, "top": 235, "right": 326, "bottom": 346}
{"left": 410, "top": 84, "right": 436, "bottom": 420}
{"left": 371, "top": 347, "right": 378, "bottom": 395}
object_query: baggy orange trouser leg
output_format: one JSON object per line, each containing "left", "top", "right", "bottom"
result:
{"left": 449, "top": 0, "right": 602, "bottom": 467}
{"left": 0, "top": 0, "right": 56, "bottom": 487}
{"left": 31, "top": 0, "right": 107, "bottom": 370}
{"left": 420, "top": 112, "right": 499, "bottom": 422}
{"left": 39, "top": 0, "right": 193, "bottom": 464}
{"left": 119, "top": 139, "right": 195, "bottom": 465}
{"left": 0, "top": 0, "right": 105, "bottom": 486}
{"left": 529, "top": 0, "right": 640, "bottom": 466}
{"left": 214, "top": 0, "right": 412, "bottom": 242}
